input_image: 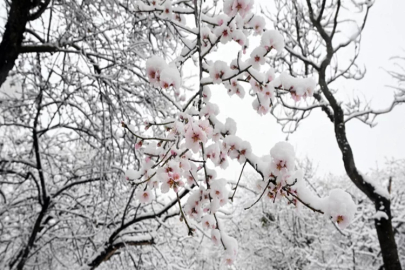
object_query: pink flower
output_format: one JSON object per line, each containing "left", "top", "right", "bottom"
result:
{"left": 216, "top": 14, "right": 230, "bottom": 26}
{"left": 205, "top": 143, "right": 220, "bottom": 165}
{"left": 136, "top": 189, "right": 155, "bottom": 204}
{"left": 198, "top": 119, "right": 213, "bottom": 138}
{"left": 260, "top": 30, "right": 285, "bottom": 52}
{"left": 304, "top": 78, "right": 316, "bottom": 98}
{"left": 210, "top": 179, "right": 229, "bottom": 200}
{"left": 269, "top": 141, "right": 295, "bottom": 176}
{"left": 159, "top": 66, "right": 181, "bottom": 90}
{"left": 252, "top": 98, "right": 269, "bottom": 116}
{"left": 224, "top": 252, "right": 236, "bottom": 266}
{"left": 266, "top": 68, "right": 275, "bottom": 83}
{"left": 249, "top": 15, "right": 265, "bottom": 35}
{"left": 326, "top": 189, "right": 356, "bottom": 229}
{"left": 184, "top": 169, "right": 197, "bottom": 186}
{"left": 184, "top": 123, "right": 207, "bottom": 153}
{"left": 232, "top": 30, "right": 247, "bottom": 47}
{"left": 161, "top": 0, "right": 172, "bottom": 19}
{"left": 235, "top": 85, "right": 245, "bottom": 98}
{"left": 201, "top": 215, "right": 216, "bottom": 230}
{"left": 250, "top": 78, "right": 265, "bottom": 94}
{"left": 161, "top": 171, "right": 185, "bottom": 193}
{"left": 237, "top": 141, "right": 251, "bottom": 163}
{"left": 224, "top": 0, "right": 254, "bottom": 18}
{"left": 200, "top": 102, "right": 219, "bottom": 117}
{"left": 290, "top": 90, "right": 302, "bottom": 102}
{"left": 202, "top": 86, "right": 211, "bottom": 101}
{"left": 263, "top": 84, "right": 275, "bottom": 100}
{"left": 211, "top": 229, "right": 221, "bottom": 245}
{"left": 249, "top": 47, "right": 267, "bottom": 69}
{"left": 209, "top": 61, "right": 231, "bottom": 84}
{"left": 185, "top": 201, "right": 203, "bottom": 221}
{"left": 135, "top": 140, "right": 143, "bottom": 150}
{"left": 146, "top": 56, "right": 168, "bottom": 87}
{"left": 216, "top": 25, "right": 233, "bottom": 44}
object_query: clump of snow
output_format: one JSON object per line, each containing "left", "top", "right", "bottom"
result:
{"left": 324, "top": 189, "right": 356, "bottom": 229}
{"left": 270, "top": 141, "right": 296, "bottom": 176}
{"left": 360, "top": 172, "right": 390, "bottom": 199}
{"left": 224, "top": 0, "right": 254, "bottom": 18}
{"left": 209, "top": 61, "right": 232, "bottom": 84}
{"left": 373, "top": 210, "right": 389, "bottom": 220}
{"left": 145, "top": 56, "right": 182, "bottom": 90}
{"left": 260, "top": 30, "right": 285, "bottom": 52}
{"left": 125, "top": 169, "right": 141, "bottom": 180}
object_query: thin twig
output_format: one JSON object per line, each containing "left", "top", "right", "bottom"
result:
{"left": 176, "top": 192, "right": 194, "bottom": 236}
{"left": 245, "top": 179, "right": 271, "bottom": 210}
{"left": 230, "top": 161, "right": 247, "bottom": 201}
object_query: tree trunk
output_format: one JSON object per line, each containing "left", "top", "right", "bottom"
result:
{"left": 375, "top": 196, "right": 402, "bottom": 269}
{"left": 0, "top": 0, "right": 31, "bottom": 88}
{"left": 318, "top": 75, "right": 402, "bottom": 270}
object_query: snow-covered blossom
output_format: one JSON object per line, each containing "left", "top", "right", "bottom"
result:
{"left": 202, "top": 215, "right": 216, "bottom": 230}
{"left": 224, "top": 0, "right": 254, "bottom": 18}
{"left": 146, "top": 56, "right": 181, "bottom": 89}
{"left": 146, "top": 55, "right": 168, "bottom": 87}
{"left": 201, "top": 26, "right": 216, "bottom": 45}
{"left": 260, "top": 30, "right": 285, "bottom": 52}
{"left": 136, "top": 189, "right": 155, "bottom": 203}
{"left": 248, "top": 15, "right": 265, "bottom": 35}
{"left": 202, "top": 86, "right": 212, "bottom": 101}
{"left": 263, "top": 84, "right": 275, "bottom": 100}
{"left": 222, "top": 233, "right": 238, "bottom": 265}
{"left": 270, "top": 141, "right": 295, "bottom": 176}
{"left": 210, "top": 179, "right": 229, "bottom": 200}
{"left": 185, "top": 123, "right": 208, "bottom": 153}
{"left": 274, "top": 73, "right": 316, "bottom": 101}
{"left": 325, "top": 189, "right": 356, "bottom": 229}
{"left": 249, "top": 47, "right": 267, "bottom": 69}
{"left": 209, "top": 61, "right": 231, "bottom": 84}
{"left": 211, "top": 229, "right": 221, "bottom": 245}
{"left": 224, "top": 117, "right": 237, "bottom": 135}
{"left": 130, "top": 2, "right": 343, "bottom": 266}
{"left": 216, "top": 14, "right": 230, "bottom": 26}
{"left": 214, "top": 24, "right": 233, "bottom": 44}
{"left": 135, "top": 140, "right": 143, "bottom": 150}
{"left": 159, "top": 65, "right": 181, "bottom": 90}
{"left": 205, "top": 143, "right": 221, "bottom": 165}
{"left": 161, "top": 0, "right": 172, "bottom": 19}
{"left": 200, "top": 102, "right": 220, "bottom": 117}
{"left": 266, "top": 68, "right": 275, "bottom": 82}
{"left": 232, "top": 30, "right": 247, "bottom": 47}
{"left": 252, "top": 97, "right": 269, "bottom": 116}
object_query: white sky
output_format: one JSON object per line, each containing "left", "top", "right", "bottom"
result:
{"left": 211, "top": 0, "right": 405, "bottom": 180}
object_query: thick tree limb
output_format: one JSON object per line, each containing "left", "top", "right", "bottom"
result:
{"left": 0, "top": 0, "right": 31, "bottom": 87}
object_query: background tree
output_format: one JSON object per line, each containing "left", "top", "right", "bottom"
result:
{"left": 0, "top": 0, "right": 190, "bottom": 268}
{"left": 262, "top": 0, "right": 405, "bottom": 268}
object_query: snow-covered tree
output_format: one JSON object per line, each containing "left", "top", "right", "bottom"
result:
{"left": 0, "top": 0, "right": 182, "bottom": 268}
{"left": 2, "top": 0, "right": 398, "bottom": 269}
{"left": 260, "top": 0, "right": 405, "bottom": 268}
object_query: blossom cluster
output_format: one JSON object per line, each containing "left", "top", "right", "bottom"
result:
{"left": 146, "top": 56, "right": 181, "bottom": 91}
{"left": 124, "top": 0, "right": 356, "bottom": 265}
